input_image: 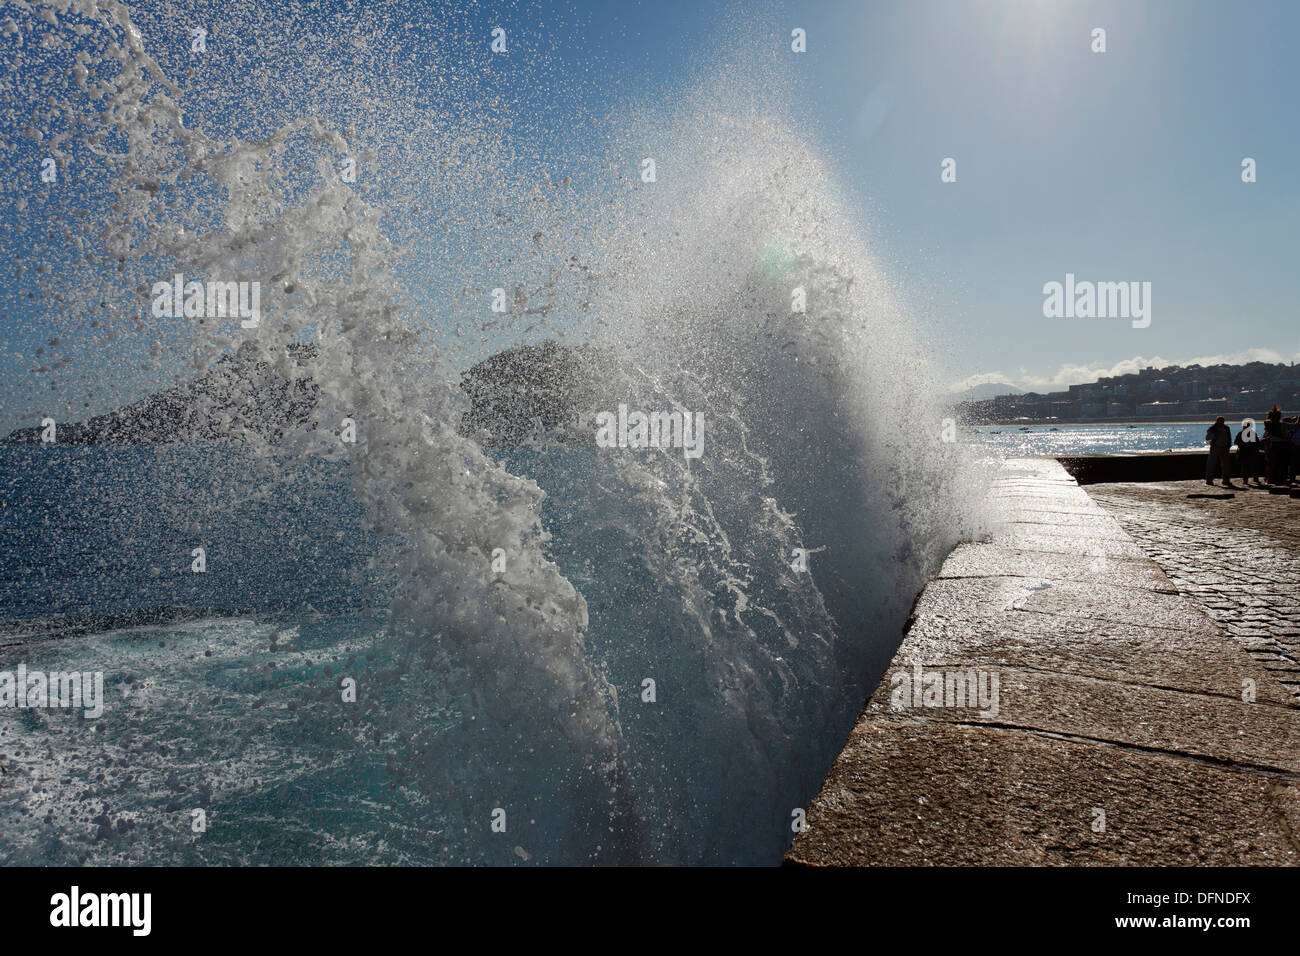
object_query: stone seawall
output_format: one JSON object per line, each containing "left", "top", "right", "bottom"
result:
{"left": 1059, "top": 450, "right": 1215, "bottom": 484}
{"left": 783, "top": 457, "right": 1299, "bottom": 866}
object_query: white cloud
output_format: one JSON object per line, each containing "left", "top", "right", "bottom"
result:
{"left": 948, "top": 371, "right": 1017, "bottom": 393}
{"left": 954, "top": 349, "right": 1300, "bottom": 393}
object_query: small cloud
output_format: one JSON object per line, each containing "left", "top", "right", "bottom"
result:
{"left": 949, "top": 371, "right": 1014, "bottom": 392}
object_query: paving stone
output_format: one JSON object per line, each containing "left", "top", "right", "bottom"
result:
{"left": 785, "top": 720, "right": 1298, "bottom": 867}
{"left": 938, "top": 543, "right": 1176, "bottom": 592}
{"left": 1087, "top": 480, "right": 1300, "bottom": 697}
{"left": 863, "top": 666, "right": 1298, "bottom": 773}
{"left": 987, "top": 528, "right": 1151, "bottom": 560}
{"left": 896, "top": 609, "right": 1293, "bottom": 705}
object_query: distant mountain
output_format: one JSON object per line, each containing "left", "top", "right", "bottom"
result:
{"left": 953, "top": 382, "right": 1023, "bottom": 403}
{"left": 4, "top": 340, "right": 590, "bottom": 447}
{"left": 4, "top": 343, "right": 321, "bottom": 445}
{"left": 458, "top": 340, "right": 595, "bottom": 446}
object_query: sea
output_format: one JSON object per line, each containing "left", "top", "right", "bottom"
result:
{"left": 2, "top": 420, "right": 1214, "bottom": 863}
{"left": 0, "top": 0, "right": 999, "bottom": 866}
{"left": 966, "top": 422, "right": 1223, "bottom": 457}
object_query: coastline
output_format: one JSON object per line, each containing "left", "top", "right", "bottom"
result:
{"left": 968, "top": 417, "right": 1268, "bottom": 428}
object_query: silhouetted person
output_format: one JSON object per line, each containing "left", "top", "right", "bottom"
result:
{"left": 1265, "top": 405, "right": 1289, "bottom": 486}
{"left": 1235, "top": 420, "right": 1262, "bottom": 487}
{"left": 1205, "top": 416, "right": 1233, "bottom": 488}
{"left": 1284, "top": 416, "right": 1294, "bottom": 486}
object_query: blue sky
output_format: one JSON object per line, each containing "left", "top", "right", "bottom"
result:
{"left": 584, "top": 0, "right": 1300, "bottom": 392}
{"left": 465, "top": 0, "right": 1300, "bottom": 392}
{"left": 781, "top": 0, "right": 1300, "bottom": 393}
{"left": 3, "top": 0, "right": 1298, "bottom": 430}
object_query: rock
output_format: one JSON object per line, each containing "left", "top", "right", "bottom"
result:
{"left": 457, "top": 339, "right": 595, "bottom": 447}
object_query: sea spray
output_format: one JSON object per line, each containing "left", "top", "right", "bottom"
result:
{"left": 7, "top": 0, "right": 644, "bottom": 863}
{"left": 0, "top": 0, "right": 990, "bottom": 864}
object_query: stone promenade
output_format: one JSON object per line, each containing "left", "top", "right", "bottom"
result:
{"left": 784, "top": 458, "right": 1299, "bottom": 866}
{"left": 1085, "top": 480, "right": 1300, "bottom": 697}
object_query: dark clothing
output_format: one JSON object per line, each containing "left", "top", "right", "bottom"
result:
{"left": 1265, "top": 420, "right": 1284, "bottom": 484}
{"left": 1206, "top": 445, "right": 1232, "bottom": 482}
{"left": 1290, "top": 424, "right": 1300, "bottom": 483}
{"left": 1206, "top": 423, "right": 1232, "bottom": 482}
{"left": 1235, "top": 430, "right": 1260, "bottom": 481}
{"left": 1265, "top": 420, "right": 1292, "bottom": 485}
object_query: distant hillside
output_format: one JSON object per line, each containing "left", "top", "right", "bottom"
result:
{"left": 4, "top": 343, "right": 321, "bottom": 444}
{"left": 4, "top": 340, "right": 590, "bottom": 447}
{"left": 956, "top": 360, "right": 1300, "bottom": 424}
{"left": 458, "top": 340, "right": 595, "bottom": 446}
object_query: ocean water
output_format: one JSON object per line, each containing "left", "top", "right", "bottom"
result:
{"left": 967, "top": 423, "right": 1226, "bottom": 457}
{"left": 0, "top": 0, "right": 990, "bottom": 864}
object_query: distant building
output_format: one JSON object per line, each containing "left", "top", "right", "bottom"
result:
{"left": 954, "top": 360, "right": 1298, "bottom": 424}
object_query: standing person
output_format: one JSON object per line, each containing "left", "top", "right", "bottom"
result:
{"left": 1265, "top": 405, "right": 1284, "bottom": 484}
{"left": 1235, "top": 419, "right": 1262, "bottom": 487}
{"left": 1284, "top": 416, "right": 1294, "bottom": 486}
{"left": 1205, "top": 416, "right": 1233, "bottom": 488}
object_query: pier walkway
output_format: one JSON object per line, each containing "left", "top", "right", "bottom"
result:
{"left": 784, "top": 458, "right": 1299, "bottom": 865}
